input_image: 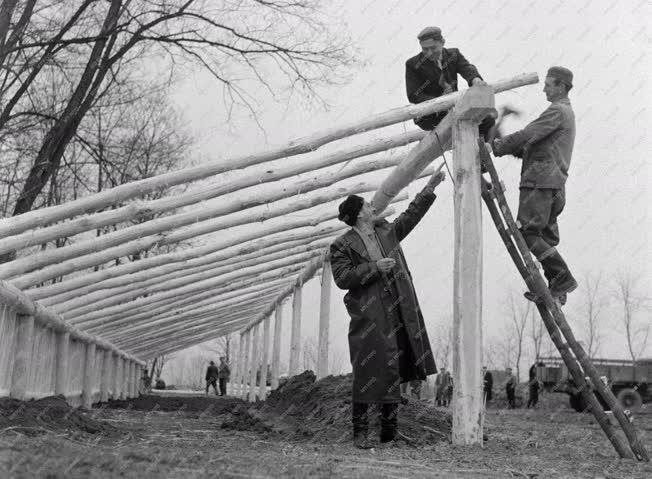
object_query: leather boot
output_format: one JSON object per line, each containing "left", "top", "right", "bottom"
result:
{"left": 379, "top": 403, "right": 399, "bottom": 443}
{"left": 352, "top": 402, "right": 374, "bottom": 449}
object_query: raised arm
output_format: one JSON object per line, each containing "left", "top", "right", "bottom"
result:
{"left": 492, "top": 104, "right": 563, "bottom": 157}
{"left": 451, "top": 48, "right": 482, "bottom": 87}
{"left": 392, "top": 170, "right": 444, "bottom": 241}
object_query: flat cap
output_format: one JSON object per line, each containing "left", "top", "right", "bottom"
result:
{"left": 547, "top": 66, "right": 573, "bottom": 87}
{"left": 338, "top": 195, "right": 364, "bottom": 227}
{"left": 417, "top": 26, "right": 444, "bottom": 42}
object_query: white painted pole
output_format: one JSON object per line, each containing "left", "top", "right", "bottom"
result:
{"left": 248, "top": 324, "right": 260, "bottom": 402}
{"left": 121, "top": 358, "right": 129, "bottom": 399}
{"left": 317, "top": 260, "right": 332, "bottom": 379}
{"left": 10, "top": 314, "right": 35, "bottom": 400}
{"left": 450, "top": 85, "right": 495, "bottom": 446}
{"left": 81, "top": 342, "right": 96, "bottom": 408}
{"left": 271, "top": 303, "right": 283, "bottom": 390}
{"left": 54, "top": 331, "right": 70, "bottom": 397}
{"left": 241, "top": 330, "right": 250, "bottom": 399}
{"left": 258, "top": 315, "right": 271, "bottom": 400}
{"left": 112, "top": 353, "right": 120, "bottom": 399}
{"left": 100, "top": 348, "right": 111, "bottom": 402}
{"left": 289, "top": 284, "right": 302, "bottom": 376}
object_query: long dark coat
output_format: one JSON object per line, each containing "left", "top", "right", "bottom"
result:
{"left": 330, "top": 189, "right": 438, "bottom": 403}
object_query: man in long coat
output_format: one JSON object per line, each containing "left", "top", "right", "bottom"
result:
{"left": 330, "top": 170, "right": 445, "bottom": 448}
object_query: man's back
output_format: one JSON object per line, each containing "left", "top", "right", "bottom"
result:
{"left": 206, "top": 364, "right": 218, "bottom": 380}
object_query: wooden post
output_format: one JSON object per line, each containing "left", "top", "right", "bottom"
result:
{"left": 289, "top": 284, "right": 302, "bottom": 376}
{"left": 451, "top": 85, "right": 495, "bottom": 446}
{"left": 54, "top": 331, "right": 70, "bottom": 397}
{"left": 241, "top": 330, "right": 250, "bottom": 399}
{"left": 248, "top": 324, "right": 259, "bottom": 402}
{"left": 10, "top": 314, "right": 35, "bottom": 400}
{"left": 82, "top": 342, "right": 96, "bottom": 408}
{"left": 317, "top": 261, "right": 331, "bottom": 379}
{"left": 259, "top": 315, "right": 271, "bottom": 400}
{"left": 99, "top": 348, "right": 111, "bottom": 402}
{"left": 112, "top": 353, "right": 120, "bottom": 399}
{"left": 271, "top": 303, "right": 283, "bottom": 389}
{"left": 121, "top": 358, "right": 128, "bottom": 399}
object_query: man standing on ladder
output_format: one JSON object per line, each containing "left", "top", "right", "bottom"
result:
{"left": 405, "top": 26, "right": 495, "bottom": 140}
{"left": 486, "top": 67, "right": 577, "bottom": 304}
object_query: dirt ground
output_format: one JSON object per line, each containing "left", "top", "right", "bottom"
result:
{"left": 1, "top": 373, "right": 651, "bottom": 478}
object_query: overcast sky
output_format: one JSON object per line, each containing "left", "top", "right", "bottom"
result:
{"left": 165, "top": 0, "right": 651, "bottom": 380}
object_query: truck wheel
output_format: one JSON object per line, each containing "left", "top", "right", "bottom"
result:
{"left": 617, "top": 388, "right": 643, "bottom": 411}
{"left": 569, "top": 393, "right": 587, "bottom": 412}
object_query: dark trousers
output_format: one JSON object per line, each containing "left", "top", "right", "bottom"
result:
{"left": 415, "top": 112, "right": 495, "bottom": 141}
{"left": 206, "top": 379, "right": 217, "bottom": 394}
{"left": 506, "top": 388, "right": 516, "bottom": 408}
{"left": 219, "top": 378, "right": 228, "bottom": 396}
{"left": 517, "top": 188, "right": 574, "bottom": 285}
{"left": 352, "top": 402, "right": 399, "bottom": 438}
{"left": 527, "top": 385, "right": 539, "bottom": 408}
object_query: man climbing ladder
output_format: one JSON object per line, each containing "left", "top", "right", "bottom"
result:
{"left": 486, "top": 67, "right": 577, "bottom": 304}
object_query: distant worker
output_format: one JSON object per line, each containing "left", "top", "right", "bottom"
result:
{"left": 205, "top": 360, "right": 219, "bottom": 396}
{"left": 218, "top": 356, "right": 231, "bottom": 396}
{"left": 482, "top": 366, "right": 493, "bottom": 405}
{"left": 527, "top": 363, "right": 541, "bottom": 408}
{"left": 505, "top": 367, "right": 517, "bottom": 409}
{"left": 435, "top": 367, "right": 449, "bottom": 406}
{"left": 331, "top": 170, "right": 446, "bottom": 449}
{"left": 486, "top": 67, "right": 577, "bottom": 305}
{"left": 405, "top": 26, "right": 495, "bottom": 140}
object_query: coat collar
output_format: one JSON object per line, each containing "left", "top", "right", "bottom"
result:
{"left": 344, "top": 220, "right": 392, "bottom": 260}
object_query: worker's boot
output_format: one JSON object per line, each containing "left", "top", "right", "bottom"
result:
{"left": 379, "top": 403, "right": 414, "bottom": 444}
{"left": 352, "top": 403, "right": 373, "bottom": 449}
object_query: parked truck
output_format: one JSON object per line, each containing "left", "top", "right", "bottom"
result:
{"left": 535, "top": 356, "right": 652, "bottom": 412}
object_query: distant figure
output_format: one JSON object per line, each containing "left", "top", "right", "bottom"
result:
{"left": 445, "top": 375, "right": 453, "bottom": 407}
{"left": 527, "top": 363, "right": 541, "bottom": 408}
{"left": 218, "top": 356, "right": 231, "bottom": 396}
{"left": 435, "top": 368, "right": 451, "bottom": 406}
{"left": 505, "top": 367, "right": 517, "bottom": 409}
{"left": 482, "top": 366, "right": 493, "bottom": 404}
{"left": 205, "top": 360, "right": 219, "bottom": 395}
{"left": 141, "top": 368, "right": 152, "bottom": 394}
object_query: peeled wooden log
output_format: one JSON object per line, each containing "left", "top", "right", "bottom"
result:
{"left": 372, "top": 73, "right": 538, "bottom": 213}
{"left": 54, "top": 239, "right": 331, "bottom": 314}
{"left": 88, "top": 277, "right": 294, "bottom": 335}
{"left": 0, "top": 149, "right": 412, "bottom": 280}
{"left": 0, "top": 281, "right": 141, "bottom": 365}
{"left": 0, "top": 73, "right": 534, "bottom": 239}
{"left": 0, "top": 132, "right": 423, "bottom": 254}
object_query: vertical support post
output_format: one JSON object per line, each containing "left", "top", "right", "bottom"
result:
{"left": 259, "top": 315, "right": 271, "bottom": 400}
{"left": 271, "top": 303, "right": 283, "bottom": 389}
{"left": 11, "top": 314, "right": 35, "bottom": 400}
{"left": 317, "top": 261, "right": 332, "bottom": 379}
{"left": 289, "top": 283, "right": 302, "bottom": 376}
{"left": 82, "top": 342, "right": 96, "bottom": 408}
{"left": 129, "top": 361, "right": 136, "bottom": 397}
{"left": 135, "top": 364, "right": 141, "bottom": 396}
{"left": 54, "top": 331, "right": 70, "bottom": 397}
{"left": 100, "top": 349, "right": 111, "bottom": 402}
{"left": 451, "top": 85, "right": 495, "bottom": 446}
{"left": 121, "top": 358, "right": 129, "bottom": 399}
{"left": 112, "top": 353, "right": 120, "bottom": 400}
{"left": 248, "top": 323, "right": 260, "bottom": 402}
{"left": 241, "top": 330, "right": 250, "bottom": 399}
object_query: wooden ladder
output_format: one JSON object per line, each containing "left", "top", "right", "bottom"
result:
{"left": 478, "top": 140, "right": 649, "bottom": 461}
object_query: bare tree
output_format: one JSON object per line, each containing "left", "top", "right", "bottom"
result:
{"left": 302, "top": 336, "right": 318, "bottom": 372}
{"left": 578, "top": 271, "right": 605, "bottom": 359}
{"left": 203, "top": 334, "right": 233, "bottom": 362}
{"left": 613, "top": 271, "right": 651, "bottom": 361}
{"left": 0, "top": 0, "right": 354, "bottom": 227}
{"left": 150, "top": 354, "right": 173, "bottom": 381}
{"left": 432, "top": 321, "right": 452, "bottom": 371}
{"left": 507, "top": 291, "right": 531, "bottom": 382}
{"left": 529, "top": 308, "right": 545, "bottom": 361}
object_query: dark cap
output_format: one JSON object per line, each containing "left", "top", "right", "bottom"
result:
{"left": 338, "top": 195, "right": 364, "bottom": 226}
{"left": 418, "top": 26, "right": 444, "bottom": 42}
{"left": 547, "top": 66, "right": 573, "bottom": 87}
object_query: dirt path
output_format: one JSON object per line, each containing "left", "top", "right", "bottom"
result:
{"left": 1, "top": 375, "right": 651, "bottom": 478}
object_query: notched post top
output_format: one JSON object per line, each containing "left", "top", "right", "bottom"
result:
{"left": 453, "top": 85, "right": 496, "bottom": 122}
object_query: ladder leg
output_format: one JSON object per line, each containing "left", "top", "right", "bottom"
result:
{"left": 481, "top": 182, "right": 634, "bottom": 459}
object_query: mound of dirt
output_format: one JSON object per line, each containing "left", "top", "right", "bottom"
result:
{"left": 253, "top": 371, "right": 452, "bottom": 444}
{"left": 105, "top": 394, "right": 245, "bottom": 415}
{"left": 0, "top": 395, "right": 121, "bottom": 437}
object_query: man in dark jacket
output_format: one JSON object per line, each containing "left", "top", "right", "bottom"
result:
{"left": 405, "top": 26, "right": 494, "bottom": 139}
{"left": 505, "top": 367, "right": 517, "bottom": 409}
{"left": 330, "top": 170, "right": 445, "bottom": 449}
{"left": 218, "top": 356, "right": 231, "bottom": 396}
{"left": 527, "top": 363, "right": 541, "bottom": 408}
{"left": 487, "top": 67, "right": 577, "bottom": 303}
{"left": 482, "top": 366, "right": 493, "bottom": 404}
{"left": 205, "top": 361, "right": 219, "bottom": 395}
